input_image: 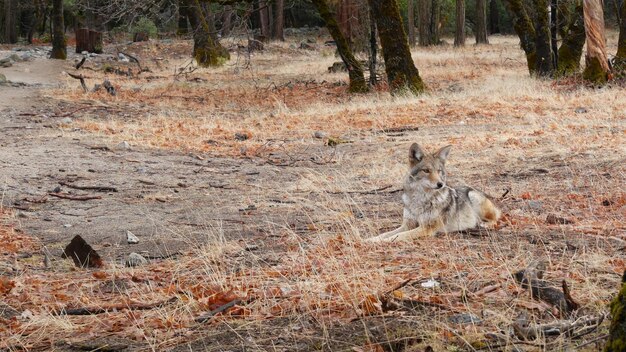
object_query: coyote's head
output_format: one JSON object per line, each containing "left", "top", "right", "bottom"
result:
{"left": 407, "top": 143, "right": 452, "bottom": 190}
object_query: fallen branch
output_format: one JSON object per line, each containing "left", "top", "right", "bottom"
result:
{"left": 513, "top": 313, "right": 604, "bottom": 340}
{"left": 328, "top": 185, "right": 400, "bottom": 195}
{"left": 373, "top": 126, "right": 420, "bottom": 134}
{"left": 514, "top": 261, "right": 579, "bottom": 315}
{"left": 49, "top": 192, "right": 102, "bottom": 201}
{"left": 59, "top": 181, "right": 118, "bottom": 193}
{"left": 67, "top": 72, "right": 88, "bottom": 93}
{"left": 59, "top": 297, "right": 178, "bottom": 316}
{"left": 119, "top": 52, "right": 142, "bottom": 72}
{"left": 75, "top": 57, "right": 86, "bottom": 69}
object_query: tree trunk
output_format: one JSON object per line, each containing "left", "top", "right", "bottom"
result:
{"left": 489, "top": 0, "right": 500, "bottom": 34}
{"left": 534, "top": 0, "right": 554, "bottom": 76}
{"left": 475, "top": 0, "right": 489, "bottom": 44}
{"left": 369, "top": 6, "right": 378, "bottom": 86}
{"left": 310, "top": 0, "right": 367, "bottom": 92}
{"left": 3, "top": 0, "right": 18, "bottom": 44}
{"left": 505, "top": 0, "right": 537, "bottom": 73}
{"left": 582, "top": 0, "right": 610, "bottom": 84}
{"left": 430, "top": 0, "right": 441, "bottom": 44}
{"left": 368, "top": 0, "right": 426, "bottom": 94}
{"left": 616, "top": 0, "right": 626, "bottom": 62}
{"left": 178, "top": 0, "right": 189, "bottom": 35}
{"left": 418, "top": 0, "right": 432, "bottom": 46}
{"left": 605, "top": 272, "right": 626, "bottom": 352}
{"left": 408, "top": 0, "right": 416, "bottom": 46}
{"left": 50, "top": 0, "right": 66, "bottom": 60}
{"left": 188, "top": 0, "right": 229, "bottom": 67}
{"left": 556, "top": 1, "right": 585, "bottom": 76}
{"left": 273, "top": 0, "right": 285, "bottom": 41}
{"left": 259, "top": 0, "right": 270, "bottom": 39}
{"left": 222, "top": 6, "right": 233, "bottom": 37}
{"left": 454, "top": 0, "right": 466, "bottom": 46}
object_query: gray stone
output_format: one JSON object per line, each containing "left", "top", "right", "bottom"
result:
{"left": 0, "top": 73, "right": 7, "bottom": 83}
{"left": 575, "top": 107, "right": 588, "bottom": 114}
{"left": 234, "top": 132, "right": 249, "bottom": 141}
{"left": 1, "top": 61, "right": 12, "bottom": 68}
{"left": 306, "top": 38, "right": 316, "bottom": 44}
{"left": 60, "top": 117, "right": 73, "bottom": 124}
{"left": 117, "top": 141, "right": 131, "bottom": 150}
{"left": 300, "top": 42, "right": 316, "bottom": 50}
{"left": 126, "top": 230, "right": 139, "bottom": 244}
{"left": 313, "top": 131, "right": 327, "bottom": 139}
{"left": 528, "top": 200, "right": 543, "bottom": 211}
{"left": 126, "top": 252, "right": 148, "bottom": 267}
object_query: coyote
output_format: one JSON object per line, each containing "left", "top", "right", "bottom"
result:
{"left": 368, "top": 143, "right": 501, "bottom": 242}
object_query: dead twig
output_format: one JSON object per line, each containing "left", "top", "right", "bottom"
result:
{"left": 119, "top": 52, "right": 142, "bottom": 72}
{"left": 67, "top": 72, "right": 88, "bottom": 93}
{"left": 195, "top": 299, "right": 242, "bottom": 323}
{"left": 75, "top": 57, "right": 86, "bottom": 69}
{"left": 58, "top": 297, "right": 178, "bottom": 316}
{"left": 49, "top": 192, "right": 102, "bottom": 201}
{"left": 59, "top": 181, "right": 117, "bottom": 193}
{"left": 328, "top": 185, "right": 400, "bottom": 195}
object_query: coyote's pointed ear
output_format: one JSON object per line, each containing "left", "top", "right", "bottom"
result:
{"left": 409, "top": 143, "right": 425, "bottom": 168}
{"left": 435, "top": 145, "right": 452, "bottom": 163}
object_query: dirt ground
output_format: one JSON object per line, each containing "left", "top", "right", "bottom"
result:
{"left": 0, "top": 35, "right": 625, "bottom": 351}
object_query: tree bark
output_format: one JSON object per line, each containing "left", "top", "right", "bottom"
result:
{"left": 475, "top": 0, "right": 489, "bottom": 44}
{"left": 505, "top": 0, "right": 536, "bottom": 73}
{"left": 408, "top": 0, "right": 416, "bottom": 46}
{"left": 178, "top": 0, "right": 189, "bottom": 35}
{"left": 3, "top": 0, "right": 18, "bottom": 44}
{"left": 188, "top": 0, "right": 230, "bottom": 67}
{"left": 454, "top": 0, "right": 466, "bottom": 46}
{"left": 418, "top": 0, "right": 432, "bottom": 45}
{"left": 430, "top": 0, "right": 441, "bottom": 44}
{"left": 50, "top": 0, "right": 67, "bottom": 60}
{"left": 582, "top": 0, "right": 610, "bottom": 84}
{"left": 556, "top": 1, "right": 585, "bottom": 76}
{"left": 368, "top": 0, "right": 426, "bottom": 94}
{"left": 489, "top": 0, "right": 500, "bottom": 34}
{"left": 310, "top": 0, "right": 368, "bottom": 93}
{"left": 534, "top": 0, "right": 554, "bottom": 76}
{"left": 222, "top": 6, "right": 233, "bottom": 36}
{"left": 605, "top": 273, "right": 626, "bottom": 352}
{"left": 259, "top": 0, "right": 270, "bottom": 39}
{"left": 369, "top": 6, "right": 378, "bottom": 85}
{"left": 616, "top": 0, "right": 626, "bottom": 60}
{"left": 273, "top": 0, "right": 284, "bottom": 41}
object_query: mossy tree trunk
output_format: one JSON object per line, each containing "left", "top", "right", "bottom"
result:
{"left": 582, "top": 0, "right": 610, "bottom": 84}
{"left": 534, "top": 0, "right": 554, "bottom": 76}
{"left": 273, "top": 0, "right": 285, "bottom": 41}
{"left": 475, "top": 0, "right": 489, "bottom": 44}
{"left": 605, "top": 272, "right": 626, "bottom": 352}
{"left": 505, "top": 0, "right": 537, "bottom": 73}
{"left": 188, "top": 0, "right": 229, "bottom": 67}
{"left": 556, "top": 1, "right": 585, "bottom": 76}
{"left": 310, "top": 0, "right": 367, "bottom": 93}
{"left": 50, "top": 0, "right": 66, "bottom": 60}
{"left": 368, "top": 0, "right": 426, "bottom": 94}
{"left": 454, "top": 0, "right": 466, "bottom": 46}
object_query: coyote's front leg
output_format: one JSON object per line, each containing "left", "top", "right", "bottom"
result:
{"left": 376, "top": 220, "right": 443, "bottom": 242}
{"left": 367, "top": 219, "right": 419, "bottom": 242}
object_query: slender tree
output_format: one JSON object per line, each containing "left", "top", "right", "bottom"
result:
{"left": 3, "top": 0, "right": 18, "bottom": 44}
{"left": 489, "top": 0, "right": 500, "bottom": 33}
{"left": 418, "top": 0, "right": 432, "bottom": 45}
{"left": 534, "top": 0, "right": 553, "bottom": 75}
{"left": 430, "top": 0, "right": 441, "bottom": 44}
{"left": 50, "top": 0, "right": 67, "bottom": 59}
{"left": 582, "top": 0, "right": 610, "bottom": 83}
{"left": 556, "top": 1, "right": 585, "bottom": 76}
{"left": 475, "top": 0, "right": 489, "bottom": 43}
{"left": 408, "top": 0, "right": 416, "bottom": 46}
{"left": 259, "top": 0, "right": 270, "bottom": 39}
{"left": 273, "top": 0, "right": 285, "bottom": 41}
{"left": 310, "top": 0, "right": 368, "bottom": 92}
{"left": 368, "top": 0, "right": 426, "bottom": 94}
{"left": 454, "top": 0, "right": 466, "bottom": 46}
{"left": 615, "top": 0, "right": 626, "bottom": 71}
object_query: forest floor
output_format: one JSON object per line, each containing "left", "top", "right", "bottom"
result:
{"left": 0, "top": 33, "right": 625, "bottom": 351}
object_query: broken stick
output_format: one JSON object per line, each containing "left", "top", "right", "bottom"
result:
{"left": 67, "top": 72, "right": 88, "bottom": 93}
{"left": 49, "top": 192, "right": 102, "bottom": 201}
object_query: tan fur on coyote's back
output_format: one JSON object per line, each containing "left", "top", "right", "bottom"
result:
{"left": 368, "top": 143, "right": 501, "bottom": 242}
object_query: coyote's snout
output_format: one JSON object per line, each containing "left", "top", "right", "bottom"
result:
{"left": 368, "top": 143, "right": 501, "bottom": 242}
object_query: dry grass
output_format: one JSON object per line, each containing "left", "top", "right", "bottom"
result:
{"left": 1, "top": 34, "right": 625, "bottom": 350}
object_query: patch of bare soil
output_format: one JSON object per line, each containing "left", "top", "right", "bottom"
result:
{"left": 0, "top": 36, "right": 624, "bottom": 351}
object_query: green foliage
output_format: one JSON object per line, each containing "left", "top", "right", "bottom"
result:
{"left": 131, "top": 17, "right": 158, "bottom": 38}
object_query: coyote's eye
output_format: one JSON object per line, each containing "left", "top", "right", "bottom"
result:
{"left": 422, "top": 169, "right": 431, "bottom": 174}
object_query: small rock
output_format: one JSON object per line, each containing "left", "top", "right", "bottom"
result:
{"left": 234, "top": 132, "right": 249, "bottom": 141}
{"left": 527, "top": 200, "right": 543, "bottom": 211}
{"left": 126, "top": 252, "right": 148, "bottom": 267}
{"left": 449, "top": 313, "right": 482, "bottom": 325}
{"left": 60, "top": 117, "right": 73, "bottom": 124}
{"left": 244, "top": 244, "right": 259, "bottom": 251}
{"left": 289, "top": 44, "right": 297, "bottom": 50}
{"left": 575, "top": 107, "right": 588, "bottom": 114}
{"left": 63, "top": 224, "right": 72, "bottom": 228}
{"left": 0, "top": 60, "right": 12, "bottom": 68}
{"left": 9, "top": 53, "right": 22, "bottom": 62}
{"left": 313, "top": 131, "right": 327, "bottom": 139}
{"left": 546, "top": 213, "right": 573, "bottom": 225}
{"left": 19, "top": 310, "right": 34, "bottom": 320}
{"left": 0, "top": 73, "right": 7, "bottom": 83}
{"left": 117, "top": 141, "right": 131, "bottom": 150}
{"left": 421, "top": 278, "right": 440, "bottom": 288}
{"left": 52, "top": 186, "right": 62, "bottom": 193}
{"left": 81, "top": 51, "right": 89, "bottom": 55}
{"left": 126, "top": 231, "right": 139, "bottom": 244}
{"left": 306, "top": 38, "right": 316, "bottom": 44}
{"left": 20, "top": 53, "right": 31, "bottom": 61}
{"left": 118, "top": 53, "right": 130, "bottom": 62}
